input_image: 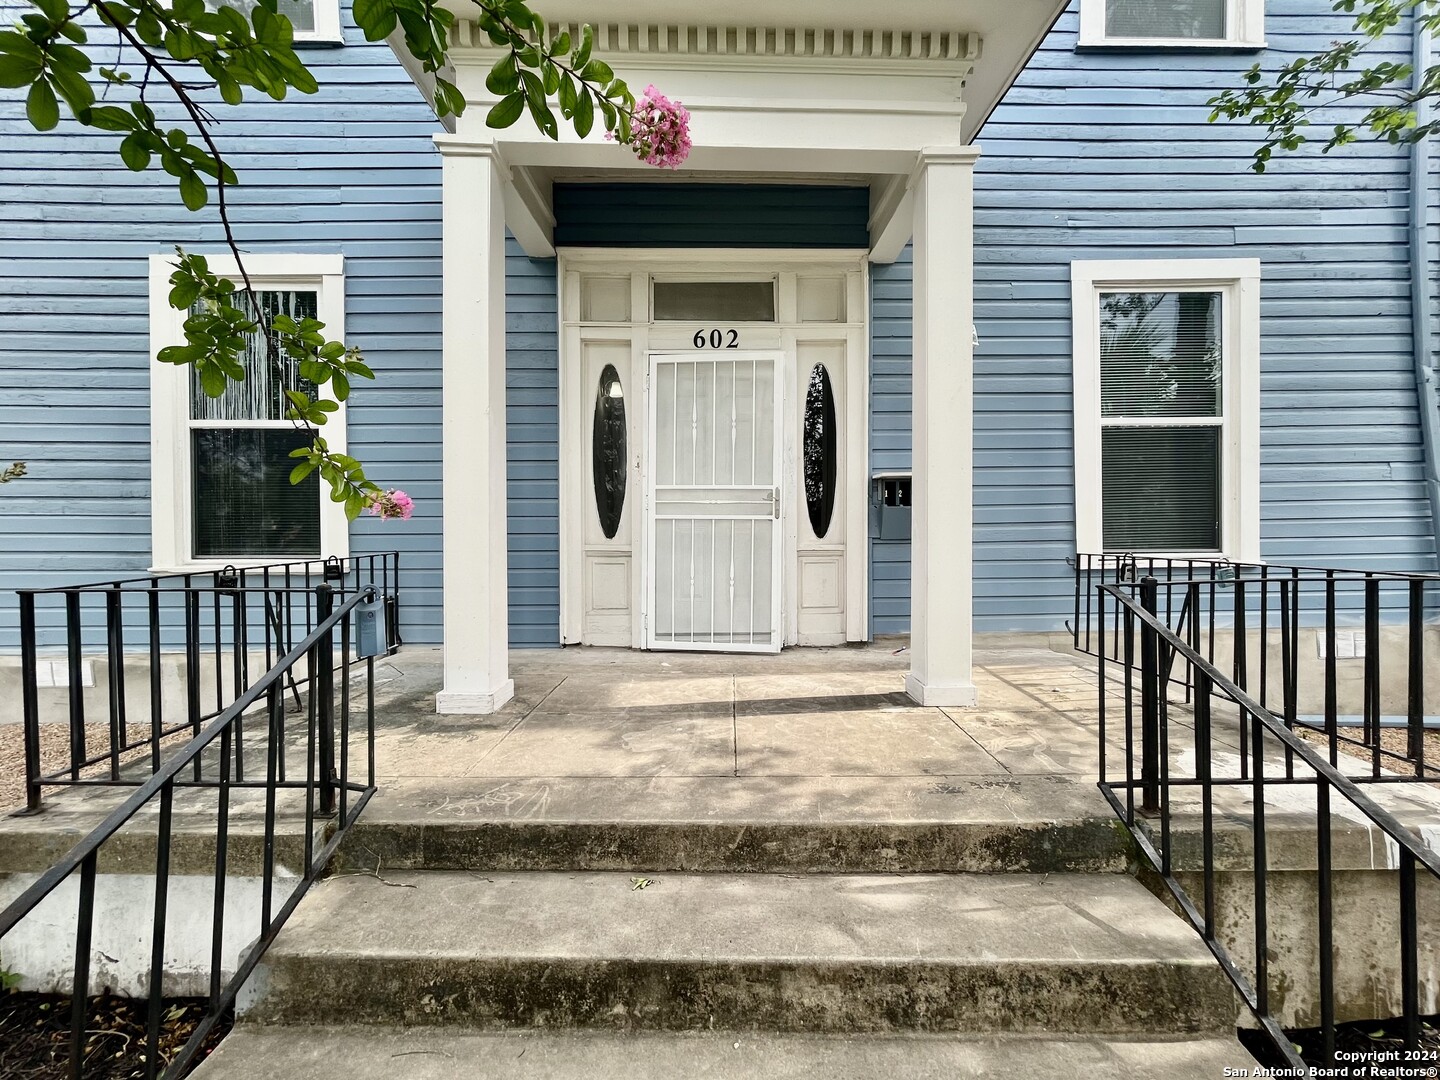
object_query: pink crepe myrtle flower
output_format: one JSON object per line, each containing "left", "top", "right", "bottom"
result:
{"left": 609, "top": 84, "right": 691, "bottom": 169}
{"left": 369, "top": 489, "right": 414, "bottom": 521}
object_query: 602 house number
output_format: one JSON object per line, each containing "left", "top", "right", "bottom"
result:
{"left": 692, "top": 328, "right": 740, "bottom": 349}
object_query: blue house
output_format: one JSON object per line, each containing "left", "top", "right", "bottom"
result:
{"left": 2, "top": 0, "right": 1436, "bottom": 712}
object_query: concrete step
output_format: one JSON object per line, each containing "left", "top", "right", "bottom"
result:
{"left": 337, "top": 776, "right": 1131, "bottom": 874}
{"left": 247, "top": 870, "right": 1236, "bottom": 1034}
{"left": 193, "top": 1027, "right": 1256, "bottom": 1079}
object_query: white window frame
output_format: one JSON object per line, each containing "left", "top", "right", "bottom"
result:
{"left": 288, "top": 0, "right": 344, "bottom": 45}
{"left": 148, "top": 252, "right": 350, "bottom": 572}
{"left": 1078, "top": 0, "right": 1266, "bottom": 49}
{"left": 1071, "top": 258, "right": 1261, "bottom": 561}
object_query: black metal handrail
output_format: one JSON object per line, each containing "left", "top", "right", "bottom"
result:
{"left": 1099, "top": 579, "right": 1440, "bottom": 1069}
{"left": 15, "top": 552, "right": 400, "bottom": 812}
{"left": 0, "top": 583, "right": 377, "bottom": 1079}
{"left": 1072, "top": 552, "right": 1440, "bottom": 778}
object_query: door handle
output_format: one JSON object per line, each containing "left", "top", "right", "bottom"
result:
{"left": 767, "top": 487, "right": 780, "bottom": 519}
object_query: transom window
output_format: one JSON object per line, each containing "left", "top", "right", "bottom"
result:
{"left": 652, "top": 280, "right": 776, "bottom": 322}
{"left": 1072, "top": 259, "right": 1260, "bottom": 559}
{"left": 149, "top": 254, "right": 349, "bottom": 569}
{"left": 1078, "top": 0, "right": 1266, "bottom": 48}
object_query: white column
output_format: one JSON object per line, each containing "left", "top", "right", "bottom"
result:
{"left": 434, "top": 138, "right": 515, "bottom": 714}
{"left": 905, "top": 147, "right": 981, "bottom": 708}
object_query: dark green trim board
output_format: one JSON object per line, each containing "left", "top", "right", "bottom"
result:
{"left": 552, "top": 184, "right": 870, "bottom": 248}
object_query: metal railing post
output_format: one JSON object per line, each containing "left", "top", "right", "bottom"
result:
{"left": 1140, "top": 575, "right": 1162, "bottom": 816}
{"left": 316, "top": 583, "right": 337, "bottom": 816}
{"left": 19, "top": 593, "right": 42, "bottom": 814}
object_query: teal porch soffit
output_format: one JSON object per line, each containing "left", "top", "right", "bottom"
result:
{"left": 552, "top": 183, "right": 871, "bottom": 248}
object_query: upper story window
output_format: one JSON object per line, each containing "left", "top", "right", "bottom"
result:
{"left": 1078, "top": 0, "right": 1266, "bottom": 49}
{"left": 1071, "top": 258, "right": 1261, "bottom": 559}
{"left": 215, "top": 0, "right": 344, "bottom": 44}
{"left": 149, "top": 254, "right": 349, "bottom": 569}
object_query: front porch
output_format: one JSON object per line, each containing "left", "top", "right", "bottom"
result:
{"left": 371, "top": 636, "right": 1100, "bottom": 792}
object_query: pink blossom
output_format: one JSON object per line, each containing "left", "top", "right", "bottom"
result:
{"left": 625, "top": 84, "right": 691, "bottom": 169}
{"left": 369, "top": 488, "right": 414, "bottom": 521}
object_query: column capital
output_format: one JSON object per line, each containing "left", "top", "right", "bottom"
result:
{"left": 433, "top": 133, "right": 501, "bottom": 159}
{"left": 910, "top": 145, "right": 982, "bottom": 185}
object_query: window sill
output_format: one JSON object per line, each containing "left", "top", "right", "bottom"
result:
{"left": 292, "top": 36, "right": 346, "bottom": 48}
{"left": 1075, "top": 39, "right": 1266, "bottom": 53}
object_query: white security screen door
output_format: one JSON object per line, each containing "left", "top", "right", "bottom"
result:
{"left": 647, "top": 353, "right": 784, "bottom": 652}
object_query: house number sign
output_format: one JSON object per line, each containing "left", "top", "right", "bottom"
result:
{"left": 691, "top": 329, "right": 740, "bottom": 349}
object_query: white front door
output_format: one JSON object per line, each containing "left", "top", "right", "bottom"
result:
{"left": 646, "top": 352, "right": 784, "bottom": 652}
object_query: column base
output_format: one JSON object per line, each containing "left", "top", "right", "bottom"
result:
{"left": 435, "top": 680, "right": 516, "bottom": 715}
{"left": 905, "top": 673, "right": 979, "bottom": 708}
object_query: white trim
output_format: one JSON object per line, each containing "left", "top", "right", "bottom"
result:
{"left": 293, "top": 0, "right": 344, "bottom": 45}
{"left": 1070, "top": 257, "right": 1262, "bottom": 563}
{"left": 147, "top": 252, "right": 350, "bottom": 572}
{"left": 1077, "top": 0, "right": 1266, "bottom": 49}
{"left": 557, "top": 249, "right": 869, "bottom": 649}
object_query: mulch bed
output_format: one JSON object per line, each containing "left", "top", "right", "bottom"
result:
{"left": 1242, "top": 1013, "right": 1440, "bottom": 1077}
{"left": 0, "top": 992, "right": 231, "bottom": 1079}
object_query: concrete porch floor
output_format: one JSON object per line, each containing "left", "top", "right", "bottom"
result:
{"left": 370, "top": 637, "right": 1105, "bottom": 785}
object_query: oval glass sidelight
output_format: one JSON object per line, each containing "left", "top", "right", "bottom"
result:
{"left": 592, "top": 364, "right": 627, "bottom": 539}
{"left": 803, "top": 363, "right": 838, "bottom": 539}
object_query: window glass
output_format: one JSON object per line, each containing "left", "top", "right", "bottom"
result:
{"left": 593, "top": 364, "right": 627, "bottom": 538}
{"left": 191, "top": 290, "right": 318, "bottom": 420}
{"left": 1099, "top": 291, "right": 1221, "bottom": 418}
{"left": 211, "top": 0, "right": 317, "bottom": 34}
{"left": 653, "top": 281, "right": 776, "bottom": 322}
{"left": 1105, "top": 0, "right": 1225, "bottom": 39}
{"left": 189, "top": 288, "right": 322, "bottom": 557}
{"left": 192, "top": 428, "right": 320, "bottom": 556}
{"left": 803, "top": 364, "right": 837, "bottom": 539}
{"left": 1102, "top": 427, "right": 1221, "bottom": 550}
{"left": 1098, "top": 289, "right": 1224, "bottom": 552}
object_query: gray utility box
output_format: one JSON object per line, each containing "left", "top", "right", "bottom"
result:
{"left": 354, "top": 598, "right": 388, "bottom": 659}
{"left": 869, "top": 473, "right": 913, "bottom": 540}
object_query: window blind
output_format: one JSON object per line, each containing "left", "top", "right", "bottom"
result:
{"left": 192, "top": 429, "right": 321, "bottom": 557}
{"left": 191, "top": 290, "right": 318, "bottom": 421}
{"left": 1105, "top": 0, "right": 1225, "bottom": 39}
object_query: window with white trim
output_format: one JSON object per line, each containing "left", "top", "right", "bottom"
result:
{"left": 1078, "top": 0, "right": 1265, "bottom": 49}
{"left": 208, "top": 0, "right": 344, "bottom": 45}
{"left": 1071, "top": 259, "right": 1261, "bottom": 559}
{"left": 149, "top": 254, "right": 349, "bottom": 569}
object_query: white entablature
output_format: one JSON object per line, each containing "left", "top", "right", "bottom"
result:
{"left": 391, "top": 1, "right": 1065, "bottom": 257}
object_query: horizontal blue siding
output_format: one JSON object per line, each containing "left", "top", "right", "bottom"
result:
{"left": 553, "top": 184, "right": 870, "bottom": 247}
{"left": 505, "top": 242, "right": 560, "bottom": 647}
{"left": 0, "top": 2, "right": 453, "bottom": 652}
{"left": 869, "top": 0, "right": 1439, "bottom": 635}
{"left": 0, "top": 2, "right": 569, "bottom": 653}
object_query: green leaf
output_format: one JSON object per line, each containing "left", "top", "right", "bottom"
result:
{"left": 26, "top": 80, "right": 59, "bottom": 132}
{"left": 558, "top": 72, "right": 576, "bottom": 117}
{"left": 0, "top": 52, "right": 43, "bottom": 90}
{"left": 352, "top": 0, "right": 397, "bottom": 39}
{"left": 573, "top": 23, "right": 593, "bottom": 69}
{"left": 574, "top": 86, "right": 593, "bottom": 137}
{"left": 486, "top": 91, "right": 525, "bottom": 129}
{"left": 86, "top": 105, "right": 136, "bottom": 132}
{"left": 178, "top": 170, "right": 207, "bottom": 211}
{"left": 290, "top": 460, "right": 318, "bottom": 484}
{"left": 119, "top": 132, "right": 151, "bottom": 170}
{"left": 485, "top": 52, "right": 518, "bottom": 95}
{"left": 580, "top": 59, "right": 613, "bottom": 86}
